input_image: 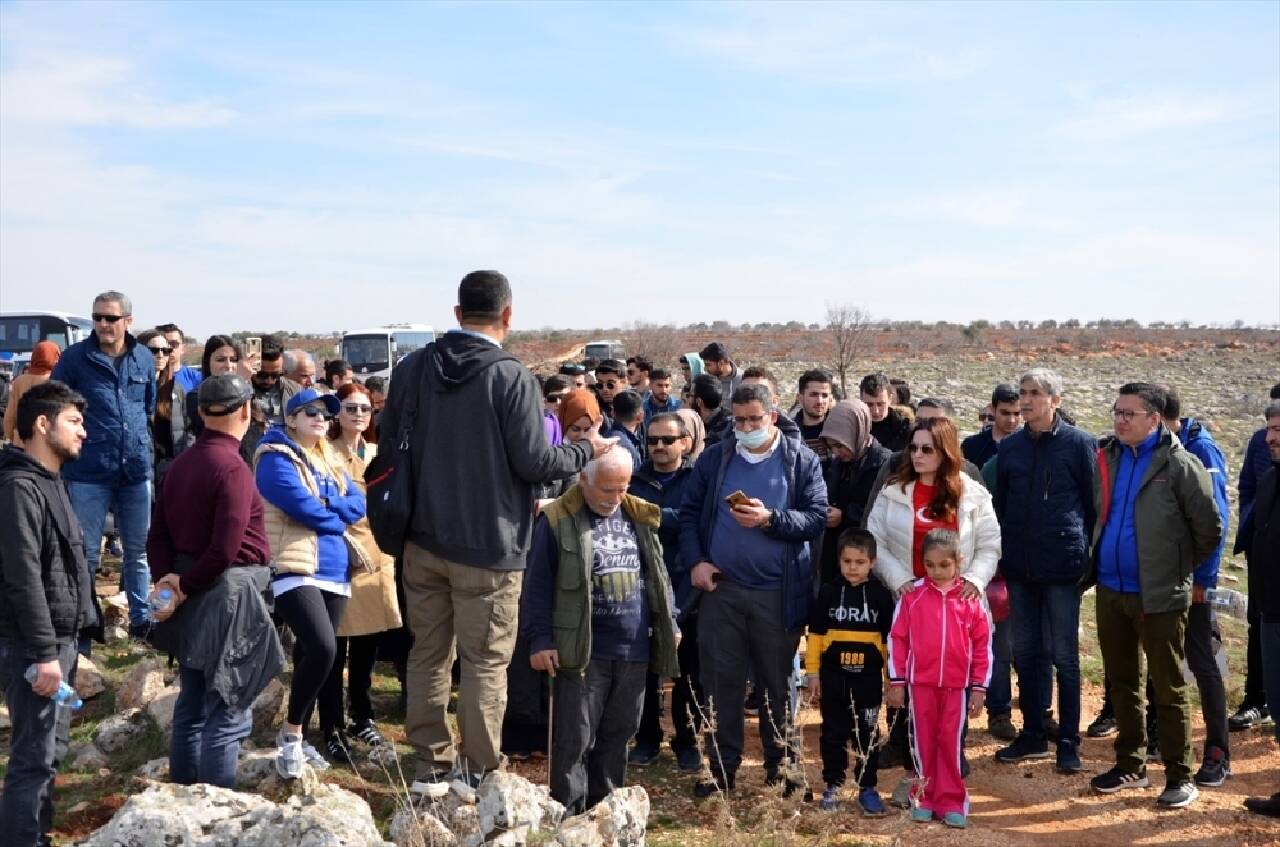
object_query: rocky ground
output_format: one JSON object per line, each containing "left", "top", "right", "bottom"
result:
{"left": 1, "top": 347, "right": 1276, "bottom": 846}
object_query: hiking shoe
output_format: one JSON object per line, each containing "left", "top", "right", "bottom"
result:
{"left": 693, "top": 771, "right": 734, "bottom": 798}
{"left": 675, "top": 746, "right": 703, "bottom": 775}
{"left": 857, "top": 787, "right": 887, "bottom": 817}
{"left": 1091, "top": 766, "right": 1149, "bottom": 794}
{"left": 1244, "top": 792, "right": 1280, "bottom": 818}
{"left": 1157, "top": 781, "right": 1199, "bottom": 809}
{"left": 627, "top": 744, "right": 659, "bottom": 767}
{"left": 819, "top": 785, "right": 840, "bottom": 811}
{"left": 764, "top": 767, "right": 802, "bottom": 798}
{"left": 1229, "top": 704, "right": 1269, "bottom": 731}
{"left": 987, "top": 712, "right": 1017, "bottom": 741}
{"left": 910, "top": 807, "right": 933, "bottom": 823}
{"left": 890, "top": 776, "right": 914, "bottom": 809}
{"left": 275, "top": 729, "right": 306, "bottom": 779}
{"left": 325, "top": 733, "right": 352, "bottom": 766}
{"left": 301, "top": 739, "right": 330, "bottom": 771}
{"left": 996, "top": 734, "right": 1050, "bottom": 763}
{"left": 1194, "top": 747, "right": 1231, "bottom": 787}
{"left": 877, "top": 744, "right": 906, "bottom": 769}
{"left": 1044, "top": 711, "right": 1059, "bottom": 738}
{"left": 348, "top": 718, "right": 387, "bottom": 747}
{"left": 1056, "top": 740, "right": 1084, "bottom": 774}
{"left": 743, "top": 688, "right": 760, "bottom": 716}
{"left": 1087, "top": 712, "right": 1117, "bottom": 738}
{"left": 410, "top": 769, "right": 452, "bottom": 797}
{"left": 942, "top": 812, "right": 967, "bottom": 828}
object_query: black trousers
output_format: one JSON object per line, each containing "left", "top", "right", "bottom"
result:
{"left": 1243, "top": 552, "right": 1267, "bottom": 708}
{"left": 551, "top": 659, "right": 647, "bottom": 815}
{"left": 317, "top": 633, "right": 381, "bottom": 733}
{"left": 636, "top": 613, "right": 703, "bottom": 753}
{"left": 818, "top": 666, "right": 882, "bottom": 789}
{"left": 276, "top": 586, "right": 348, "bottom": 734}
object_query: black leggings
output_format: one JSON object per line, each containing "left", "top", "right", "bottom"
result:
{"left": 275, "top": 586, "right": 348, "bottom": 731}
{"left": 316, "top": 634, "right": 381, "bottom": 734}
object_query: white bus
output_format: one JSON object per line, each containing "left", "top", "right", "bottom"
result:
{"left": 339, "top": 324, "right": 436, "bottom": 381}
{"left": 0, "top": 310, "right": 94, "bottom": 379}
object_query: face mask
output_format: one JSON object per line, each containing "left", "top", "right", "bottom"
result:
{"left": 735, "top": 426, "right": 771, "bottom": 450}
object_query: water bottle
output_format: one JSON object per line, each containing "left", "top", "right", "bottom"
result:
{"left": 146, "top": 588, "right": 174, "bottom": 623}
{"left": 1205, "top": 587, "right": 1248, "bottom": 620}
{"left": 24, "top": 664, "right": 83, "bottom": 710}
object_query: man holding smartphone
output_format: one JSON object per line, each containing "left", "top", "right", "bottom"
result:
{"left": 677, "top": 382, "right": 827, "bottom": 797}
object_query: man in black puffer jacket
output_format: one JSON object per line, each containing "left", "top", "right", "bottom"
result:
{"left": 0, "top": 382, "right": 100, "bottom": 846}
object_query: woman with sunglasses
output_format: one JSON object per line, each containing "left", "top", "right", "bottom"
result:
{"left": 315, "top": 382, "right": 401, "bottom": 762}
{"left": 867, "top": 417, "right": 1000, "bottom": 599}
{"left": 542, "top": 374, "right": 572, "bottom": 447}
{"left": 138, "top": 329, "right": 192, "bottom": 488}
{"left": 254, "top": 388, "right": 369, "bottom": 778}
{"left": 185, "top": 336, "right": 268, "bottom": 463}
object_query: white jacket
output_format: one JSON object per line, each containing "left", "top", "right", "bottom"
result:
{"left": 867, "top": 473, "right": 1001, "bottom": 594}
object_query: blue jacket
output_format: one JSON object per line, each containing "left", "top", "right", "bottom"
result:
{"left": 1097, "top": 428, "right": 1159, "bottom": 594}
{"left": 677, "top": 433, "right": 827, "bottom": 630}
{"left": 51, "top": 332, "right": 156, "bottom": 485}
{"left": 629, "top": 460, "right": 696, "bottom": 619}
{"left": 254, "top": 426, "right": 364, "bottom": 584}
{"left": 993, "top": 415, "right": 1097, "bottom": 585}
{"left": 601, "top": 420, "right": 643, "bottom": 469}
{"left": 174, "top": 366, "right": 203, "bottom": 394}
{"left": 1176, "top": 418, "right": 1229, "bottom": 587}
{"left": 643, "top": 393, "right": 681, "bottom": 424}
{"left": 1235, "top": 426, "right": 1272, "bottom": 554}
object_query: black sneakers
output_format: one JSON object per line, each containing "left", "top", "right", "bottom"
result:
{"left": 1228, "top": 704, "right": 1269, "bottom": 731}
{"left": 1091, "top": 766, "right": 1149, "bottom": 794}
{"left": 995, "top": 734, "right": 1050, "bottom": 763}
{"left": 1194, "top": 747, "right": 1231, "bottom": 787}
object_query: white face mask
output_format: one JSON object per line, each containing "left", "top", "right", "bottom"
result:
{"left": 734, "top": 427, "right": 771, "bottom": 450}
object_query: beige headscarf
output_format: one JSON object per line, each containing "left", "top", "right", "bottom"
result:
{"left": 821, "top": 399, "right": 873, "bottom": 459}
{"left": 675, "top": 408, "right": 706, "bottom": 462}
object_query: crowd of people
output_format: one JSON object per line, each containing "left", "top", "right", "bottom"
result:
{"left": 1, "top": 274, "right": 1278, "bottom": 845}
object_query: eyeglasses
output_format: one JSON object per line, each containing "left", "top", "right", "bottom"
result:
{"left": 978, "top": 414, "right": 995, "bottom": 423}
{"left": 342, "top": 404, "right": 372, "bottom": 415}
{"left": 92, "top": 313, "right": 126, "bottom": 324}
{"left": 1111, "top": 406, "right": 1151, "bottom": 422}
{"left": 545, "top": 394, "right": 568, "bottom": 404}
{"left": 297, "top": 406, "right": 332, "bottom": 420}
{"left": 907, "top": 443, "right": 937, "bottom": 455}
{"left": 147, "top": 346, "right": 171, "bottom": 357}
{"left": 647, "top": 435, "right": 686, "bottom": 446}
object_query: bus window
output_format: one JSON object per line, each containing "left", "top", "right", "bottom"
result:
{"left": 392, "top": 331, "right": 433, "bottom": 363}
{"left": 343, "top": 336, "right": 392, "bottom": 373}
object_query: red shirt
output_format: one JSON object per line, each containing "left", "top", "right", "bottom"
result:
{"left": 911, "top": 481, "right": 958, "bottom": 578}
{"left": 147, "top": 430, "right": 270, "bottom": 595}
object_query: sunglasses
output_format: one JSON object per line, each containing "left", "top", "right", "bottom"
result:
{"left": 545, "top": 393, "right": 568, "bottom": 404}
{"left": 254, "top": 371, "right": 281, "bottom": 383}
{"left": 92, "top": 313, "right": 127, "bottom": 324}
{"left": 907, "top": 443, "right": 937, "bottom": 454}
{"left": 979, "top": 414, "right": 995, "bottom": 423}
{"left": 343, "top": 404, "right": 372, "bottom": 415}
{"left": 297, "top": 406, "right": 332, "bottom": 420}
{"left": 646, "top": 435, "right": 686, "bottom": 446}
{"left": 147, "top": 346, "right": 171, "bottom": 356}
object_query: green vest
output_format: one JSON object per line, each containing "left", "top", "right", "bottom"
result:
{"left": 541, "top": 485, "right": 680, "bottom": 678}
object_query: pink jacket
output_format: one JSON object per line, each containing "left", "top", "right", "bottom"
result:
{"left": 888, "top": 578, "right": 992, "bottom": 691}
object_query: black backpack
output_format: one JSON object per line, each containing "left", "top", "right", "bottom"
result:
{"left": 365, "top": 347, "right": 429, "bottom": 558}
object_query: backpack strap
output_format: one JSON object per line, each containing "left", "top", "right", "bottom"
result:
{"left": 1096, "top": 445, "right": 1111, "bottom": 528}
{"left": 395, "top": 345, "right": 432, "bottom": 452}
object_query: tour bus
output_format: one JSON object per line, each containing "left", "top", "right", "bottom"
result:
{"left": 0, "top": 310, "right": 94, "bottom": 380}
{"left": 339, "top": 324, "right": 436, "bottom": 382}
{"left": 583, "top": 339, "right": 625, "bottom": 362}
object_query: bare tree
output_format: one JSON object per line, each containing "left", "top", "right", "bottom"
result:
{"left": 824, "top": 302, "right": 872, "bottom": 394}
{"left": 621, "top": 321, "right": 686, "bottom": 371}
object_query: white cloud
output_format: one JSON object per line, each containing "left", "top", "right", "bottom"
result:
{"left": 1054, "top": 91, "right": 1246, "bottom": 140}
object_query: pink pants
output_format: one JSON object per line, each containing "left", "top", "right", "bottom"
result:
{"left": 908, "top": 685, "right": 968, "bottom": 817}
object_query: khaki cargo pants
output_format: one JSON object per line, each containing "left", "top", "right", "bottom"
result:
{"left": 403, "top": 542, "right": 522, "bottom": 778}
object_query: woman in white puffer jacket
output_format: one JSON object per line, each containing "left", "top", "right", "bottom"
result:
{"left": 868, "top": 417, "right": 1001, "bottom": 599}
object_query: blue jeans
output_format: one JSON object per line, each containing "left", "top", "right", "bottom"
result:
{"left": 1008, "top": 580, "right": 1081, "bottom": 744}
{"left": 987, "top": 613, "right": 1053, "bottom": 717}
{"left": 1261, "top": 620, "right": 1280, "bottom": 745}
{"left": 170, "top": 665, "right": 252, "bottom": 788}
{"left": 0, "top": 638, "right": 77, "bottom": 846}
{"left": 67, "top": 480, "right": 152, "bottom": 627}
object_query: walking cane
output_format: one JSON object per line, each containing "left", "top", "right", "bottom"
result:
{"left": 545, "top": 674, "right": 555, "bottom": 786}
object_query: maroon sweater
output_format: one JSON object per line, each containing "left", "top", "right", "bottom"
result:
{"left": 148, "top": 430, "right": 269, "bottom": 595}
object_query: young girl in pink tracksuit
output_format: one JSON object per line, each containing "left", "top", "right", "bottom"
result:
{"left": 887, "top": 528, "right": 992, "bottom": 828}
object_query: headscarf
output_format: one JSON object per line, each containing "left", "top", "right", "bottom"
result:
{"left": 682, "top": 352, "right": 705, "bottom": 379}
{"left": 558, "top": 388, "right": 602, "bottom": 431}
{"left": 675, "top": 408, "right": 707, "bottom": 462}
{"left": 28, "top": 341, "right": 61, "bottom": 376}
{"left": 821, "top": 399, "right": 873, "bottom": 459}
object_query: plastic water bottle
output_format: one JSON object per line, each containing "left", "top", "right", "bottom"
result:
{"left": 24, "top": 665, "right": 83, "bottom": 710}
{"left": 1205, "top": 587, "right": 1248, "bottom": 620}
{"left": 146, "top": 588, "right": 174, "bottom": 623}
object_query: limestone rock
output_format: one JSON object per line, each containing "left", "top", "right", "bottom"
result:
{"left": 366, "top": 741, "right": 401, "bottom": 769}
{"left": 251, "top": 677, "right": 287, "bottom": 736}
{"left": 117, "top": 657, "right": 167, "bottom": 710}
{"left": 74, "top": 656, "right": 107, "bottom": 700}
{"left": 146, "top": 685, "right": 182, "bottom": 733}
{"left": 79, "top": 781, "right": 393, "bottom": 847}
{"left": 236, "top": 749, "right": 280, "bottom": 787}
{"left": 137, "top": 757, "right": 170, "bottom": 780}
{"left": 551, "top": 787, "right": 649, "bottom": 847}
{"left": 71, "top": 743, "right": 109, "bottom": 770}
{"left": 104, "top": 624, "right": 129, "bottom": 643}
{"left": 101, "top": 591, "right": 130, "bottom": 626}
{"left": 389, "top": 806, "right": 458, "bottom": 847}
{"left": 93, "top": 708, "right": 149, "bottom": 754}
{"left": 476, "top": 771, "right": 564, "bottom": 838}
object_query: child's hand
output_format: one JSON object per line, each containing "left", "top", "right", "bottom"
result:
{"left": 807, "top": 675, "right": 821, "bottom": 702}
{"left": 886, "top": 685, "right": 905, "bottom": 709}
{"left": 968, "top": 689, "right": 985, "bottom": 717}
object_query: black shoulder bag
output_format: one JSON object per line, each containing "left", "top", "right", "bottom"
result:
{"left": 365, "top": 346, "right": 430, "bottom": 558}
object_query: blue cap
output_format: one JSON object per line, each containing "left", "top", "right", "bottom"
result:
{"left": 286, "top": 387, "right": 341, "bottom": 418}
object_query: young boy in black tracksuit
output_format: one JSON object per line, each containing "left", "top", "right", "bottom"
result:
{"left": 806, "top": 528, "right": 895, "bottom": 816}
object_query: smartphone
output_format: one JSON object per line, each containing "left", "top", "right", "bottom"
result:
{"left": 245, "top": 337, "right": 262, "bottom": 358}
{"left": 724, "top": 490, "right": 751, "bottom": 508}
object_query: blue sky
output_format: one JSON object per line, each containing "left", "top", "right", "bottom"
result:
{"left": 1, "top": 0, "right": 1277, "bottom": 336}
